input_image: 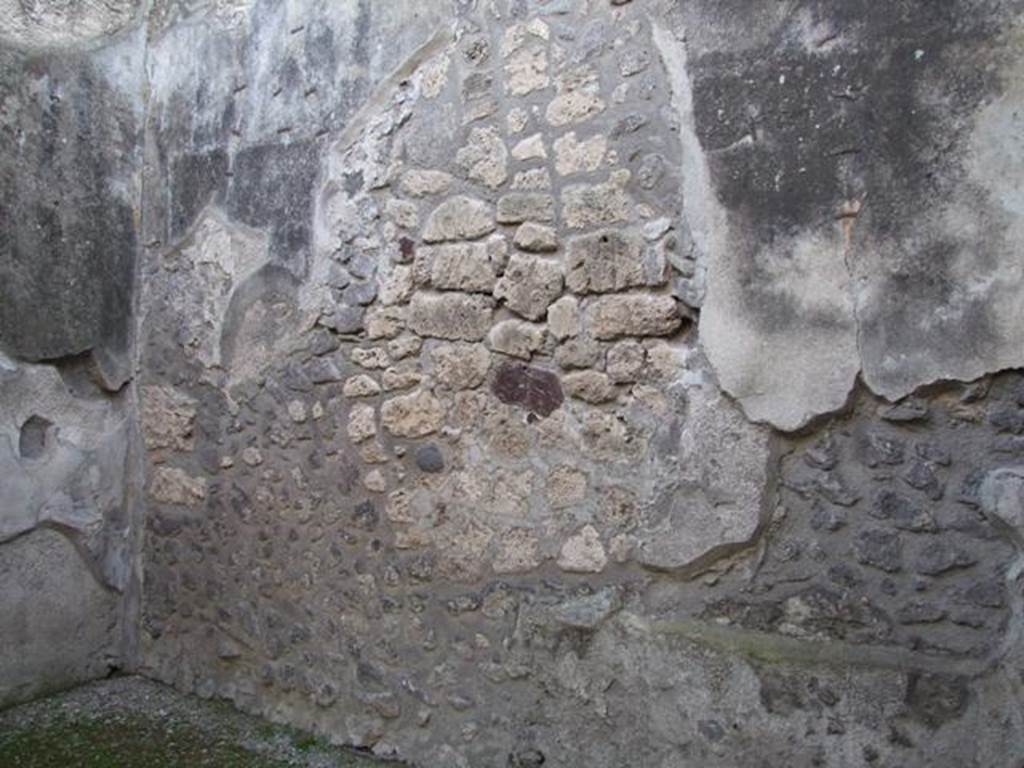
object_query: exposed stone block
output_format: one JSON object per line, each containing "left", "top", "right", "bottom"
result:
{"left": 422, "top": 197, "right": 496, "bottom": 243}
{"left": 496, "top": 193, "right": 555, "bottom": 225}
{"left": 566, "top": 229, "right": 646, "bottom": 293}
{"left": 494, "top": 254, "right": 564, "bottom": 320}
{"left": 513, "top": 222, "right": 559, "bottom": 252}
{"left": 586, "top": 294, "right": 683, "bottom": 339}
{"left": 487, "top": 319, "right": 546, "bottom": 359}
{"left": 381, "top": 389, "right": 445, "bottom": 438}
{"left": 561, "top": 173, "right": 632, "bottom": 229}
{"left": 408, "top": 293, "right": 494, "bottom": 341}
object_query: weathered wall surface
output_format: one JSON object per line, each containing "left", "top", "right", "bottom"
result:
{"left": 693, "top": 0, "right": 1024, "bottom": 430}
{"left": 0, "top": 6, "right": 146, "bottom": 707}
{"left": 5, "top": 0, "right": 1024, "bottom": 765}
{"left": 132, "top": 0, "right": 1024, "bottom": 766}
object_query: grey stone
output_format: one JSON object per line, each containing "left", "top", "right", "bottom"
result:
{"left": 915, "top": 542, "right": 977, "bottom": 576}
{"left": 566, "top": 230, "right": 647, "bottom": 293}
{"left": 494, "top": 254, "right": 564, "bottom": 321}
{"left": 810, "top": 504, "right": 847, "bottom": 532}
{"left": 487, "top": 319, "right": 546, "bottom": 360}
{"left": 854, "top": 529, "right": 903, "bottom": 573}
{"left": 342, "top": 280, "right": 379, "bottom": 306}
{"left": 422, "top": 197, "right": 497, "bottom": 243}
{"left": 415, "top": 444, "right": 445, "bottom": 474}
{"left": 417, "top": 242, "right": 500, "bottom": 293}
{"left": 513, "top": 222, "right": 559, "bottom": 253}
{"left": 551, "top": 588, "right": 622, "bottom": 629}
{"left": 617, "top": 49, "right": 650, "bottom": 77}
{"left": 496, "top": 193, "right": 556, "bottom": 224}
{"left": 455, "top": 126, "right": 508, "bottom": 189}
{"left": 555, "top": 336, "right": 602, "bottom": 369}
{"left": 323, "top": 305, "right": 366, "bottom": 334}
{"left": 864, "top": 433, "right": 905, "bottom": 467}
{"left": 587, "top": 294, "right": 683, "bottom": 339}
{"left": 903, "top": 460, "right": 945, "bottom": 501}
{"left": 897, "top": 601, "right": 947, "bottom": 624}
{"left": 871, "top": 491, "right": 937, "bottom": 533}
{"left": 407, "top": 293, "right": 494, "bottom": 341}
{"left": 880, "top": 399, "right": 930, "bottom": 423}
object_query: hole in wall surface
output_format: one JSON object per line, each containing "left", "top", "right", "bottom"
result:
{"left": 19, "top": 415, "right": 52, "bottom": 459}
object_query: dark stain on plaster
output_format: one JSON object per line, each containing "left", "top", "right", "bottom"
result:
{"left": 686, "top": 0, "right": 1006, "bottom": 346}
{"left": 228, "top": 140, "right": 319, "bottom": 274}
{"left": 0, "top": 52, "right": 138, "bottom": 370}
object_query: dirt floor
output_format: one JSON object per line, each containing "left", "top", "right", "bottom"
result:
{"left": 0, "top": 676, "right": 395, "bottom": 767}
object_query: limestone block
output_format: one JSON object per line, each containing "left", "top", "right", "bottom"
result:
{"left": 554, "top": 132, "right": 607, "bottom": 175}
{"left": 558, "top": 525, "right": 607, "bottom": 573}
{"left": 347, "top": 404, "right": 377, "bottom": 443}
{"left": 587, "top": 294, "right": 682, "bottom": 339}
{"left": 511, "top": 134, "right": 547, "bottom": 161}
{"left": 503, "top": 21, "right": 550, "bottom": 96}
{"left": 563, "top": 370, "right": 616, "bottom": 403}
{"left": 546, "top": 66, "right": 605, "bottom": 127}
{"left": 546, "top": 465, "right": 588, "bottom": 509}
{"left": 343, "top": 374, "right": 382, "bottom": 398}
{"left": 493, "top": 528, "right": 542, "bottom": 574}
{"left": 416, "top": 242, "right": 501, "bottom": 293}
{"left": 496, "top": 193, "right": 555, "bottom": 225}
{"left": 141, "top": 386, "right": 197, "bottom": 452}
{"left": 400, "top": 169, "right": 454, "bottom": 198}
{"left": 494, "top": 254, "right": 564, "bottom": 321}
{"left": 566, "top": 230, "right": 646, "bottom": 293}
{"left": 149, "top": 467, "right": 207, "bottom": 506}
{"left": 606, "top": 340, "right": 645, "bottom": 383}
{"left": 432, "top": 343, "right": 491, "bottom": 389}
{"left": 547, "top": 296, "right": 581, "bottom": 340}
{"left": 422, "top": 197, "right": 496, "bottom": 243}
{"left": 513, "top": 223, "right": 559, "bottom": 253}
{"left": 381, "top": 389, "right": 445, "bottom": 438}
{"left": 408, "top": 293, "right": 494, "bottom": 341}
{"left": 455, "top": 127, "right": 508, "bottom": 189}
{"left": 562, "top": 173, "right": 632, "bottom": 229}
{"left": 487, "top": 319, "right": 546, "bottom": 360}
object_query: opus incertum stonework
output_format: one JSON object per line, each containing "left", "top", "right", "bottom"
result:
{"left": 3, "top": 1, "right": 1024, "bottom": 765}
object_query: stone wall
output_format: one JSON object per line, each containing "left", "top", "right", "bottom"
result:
{"left": 0, "top": 3, "right": 146, "bottom": 706}
{"left": 5, "top": 0, "right": 1024, "bottom": 766}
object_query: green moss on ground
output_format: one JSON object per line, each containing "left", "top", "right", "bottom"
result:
{"left": 0, "top": 706, "right": 382, "bottom": 768}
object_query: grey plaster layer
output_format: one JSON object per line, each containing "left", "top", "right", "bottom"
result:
{"left": 0, "top": 528, "right": 120, "bottom": 707}
{"left": 0, "top": 30, "right": 145, "bottom": 387}
{"left": 0, "top": 358, "right": 133, "bottom": 588}
{"left": 0, "top": 353, "right": 139, "bottom": 708}
{"left": 141, "top": 0, "right": 455, "bottom": 272}
{"left": 675, "top": 0, "right": 1024, "bottom": 429}
{"left": 0, "top": 15, "right": 145, "bottom": 705}
{"left": 6, "top": 1, "right": 1024, "bottom": 767}
{"left": 0, "top": 0, "right": 143, "bottom": 50}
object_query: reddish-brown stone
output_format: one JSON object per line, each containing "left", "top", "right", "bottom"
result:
{"left": 491, "top": 362, "right": 564, "bottom": 417}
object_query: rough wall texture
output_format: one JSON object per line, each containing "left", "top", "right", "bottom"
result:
{"left": 5, "top": 0, "right": 1024, "bottom": 766}
{"left": 0, "top": 5, "right": 146, "bottom": 707}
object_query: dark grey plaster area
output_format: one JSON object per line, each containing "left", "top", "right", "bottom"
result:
{"left": 0, "top": 39, "right": 144, "bottom": 388}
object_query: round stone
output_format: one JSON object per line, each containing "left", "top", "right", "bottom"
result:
{"left": 415, "top": 444, "right": 445, "bottom": 474}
